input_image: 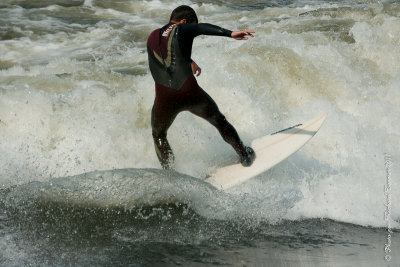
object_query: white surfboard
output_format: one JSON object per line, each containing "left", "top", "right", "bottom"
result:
{"left": 205, "top": 114, "right": 327, "bottom": 190}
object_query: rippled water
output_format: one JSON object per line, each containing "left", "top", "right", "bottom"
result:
{"left": 1, "top": 0, "right": 399, "bottom": 265}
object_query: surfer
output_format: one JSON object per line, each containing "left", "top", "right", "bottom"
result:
{"left": 147, "top": 5, "right": 255, "bottom": 169}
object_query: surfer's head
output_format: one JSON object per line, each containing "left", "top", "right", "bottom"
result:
{"left": 170, "top": 5, "right": 198, "bottom": 24}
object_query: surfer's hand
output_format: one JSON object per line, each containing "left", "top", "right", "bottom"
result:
{"left": 231, "top": 30, "right": 255, "bottom": 40}
{"left": 191, "top": 61, "right": 202, "bottom": 77}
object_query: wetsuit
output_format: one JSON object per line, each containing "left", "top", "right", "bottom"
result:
{"left": 147, "top": 23, "right": 249, "bottom": 169}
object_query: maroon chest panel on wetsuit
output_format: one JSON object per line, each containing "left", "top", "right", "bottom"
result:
{"left": 147, "top": 24, "right": 172, "bottom": 65}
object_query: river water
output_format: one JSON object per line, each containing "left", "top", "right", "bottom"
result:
{"left": 1, "top": 0, "right": 399, "bottom": 266}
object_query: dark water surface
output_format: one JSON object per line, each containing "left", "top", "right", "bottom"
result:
{"left": 1, "top": 197, "right": 398, "bottom": 266}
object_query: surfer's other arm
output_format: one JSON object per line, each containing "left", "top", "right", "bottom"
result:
{"left": 191, "top": 60, "right": 201, "bottom": 77}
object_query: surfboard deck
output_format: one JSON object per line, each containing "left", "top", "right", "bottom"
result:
{"left": 205, "top": 114, "right": 327, "bottom": 190}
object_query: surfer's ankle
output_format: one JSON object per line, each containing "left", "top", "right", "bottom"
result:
{"left": 160, "top": 154, "right": 175, "bottom": 170}
{"left": 161, "top": 162, "right": 175, "bottom": 170}
{"left": 240, "top": 146, "right": 255, "bottom": 167}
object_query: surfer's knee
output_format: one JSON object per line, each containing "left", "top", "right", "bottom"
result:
{"left": 207, "top": 111, "right": 227, "bottom": 127}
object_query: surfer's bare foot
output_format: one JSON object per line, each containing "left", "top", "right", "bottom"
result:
{"left": 240, "top": 147, "right": 255, "bottom": 167}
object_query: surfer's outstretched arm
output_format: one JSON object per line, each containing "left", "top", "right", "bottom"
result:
{"left": 179, "top": 23, "right": 255, "bottom": 40}
{"left": 186, "top": 28, "right": 254, "bottom": 77}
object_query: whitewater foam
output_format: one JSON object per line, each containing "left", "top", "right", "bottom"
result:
{"left": 0, "top": 0, "right": 399, "bottom": 228}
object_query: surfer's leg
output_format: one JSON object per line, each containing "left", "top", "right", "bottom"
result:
{"left": 151, "top": 82, "right": 182, "bottom": 170}
{"left": 151, "top": 104, "right": 177, "bottom": 169}
{"left": 187, "top": 87, "right": 255, "bottom": 166}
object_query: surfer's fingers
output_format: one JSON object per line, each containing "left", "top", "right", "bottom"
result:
{"left": 236, "top": 30, "right": 255, "bottom": 40}
{"left": 244, "top": 30, "right": 255, "bottom": 36}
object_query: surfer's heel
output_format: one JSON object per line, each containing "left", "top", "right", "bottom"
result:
{"left": 240, "top": 146, "right": 255, "bottom": 167}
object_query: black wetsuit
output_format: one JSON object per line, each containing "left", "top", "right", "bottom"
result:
{"left": 147, "top": 23, "right": 248, "bottom": 169}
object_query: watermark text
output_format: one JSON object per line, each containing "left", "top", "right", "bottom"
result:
{"left": 384, "top": 153, "right": 392, "bottom": 262}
